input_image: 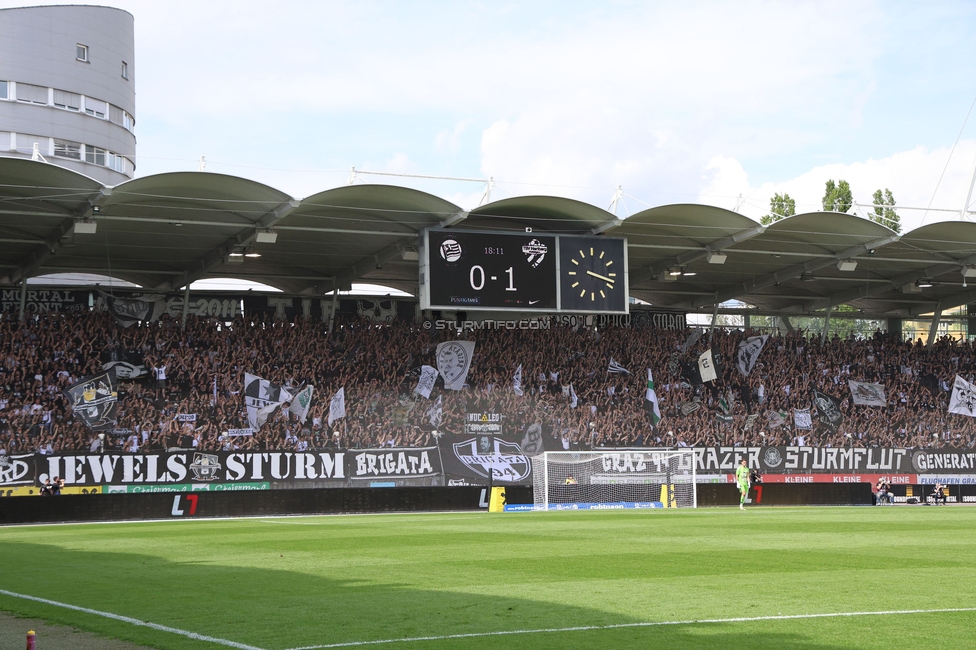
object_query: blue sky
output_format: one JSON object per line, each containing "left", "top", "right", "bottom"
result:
{"left": 8, "top": 1, "right": 976, "bottom": 230}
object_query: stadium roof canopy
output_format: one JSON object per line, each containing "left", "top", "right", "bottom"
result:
{"left": 2, "top": 156, "right": 976, "bottom": 318}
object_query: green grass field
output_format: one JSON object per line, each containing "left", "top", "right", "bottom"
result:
{"left": 0, "top": 507, "right": 974, "bottom": 649}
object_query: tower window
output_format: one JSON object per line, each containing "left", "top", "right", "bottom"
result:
{"left": 76, "top": 44, "right": 89, "bottom": 62}
{"left": 122, "top": 61, "right": 128, "bottom": 79}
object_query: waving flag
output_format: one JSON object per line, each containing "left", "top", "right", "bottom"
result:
{"left": 949, "top": 375, "right": 976, "bottom": 417}
{"left": 644, "top": 369, "right": 662, "bottom": 424}
{"left": 328, "top": 387, "right": 346, "bottom": 426}
{"left": 608, "top": 358, "right": 631, "bottom": 375}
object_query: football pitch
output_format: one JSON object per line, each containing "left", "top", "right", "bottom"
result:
{"left": 0, "top": 507, "right": 974, "bottom": 649}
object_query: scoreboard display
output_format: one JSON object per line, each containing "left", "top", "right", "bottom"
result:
{"left": 420, "top": 229, "right": 628, "bottom": 314}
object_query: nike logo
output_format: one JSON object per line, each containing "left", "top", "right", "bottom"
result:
{"left": 529, "top": 300, "right": 540, "bottom": 305}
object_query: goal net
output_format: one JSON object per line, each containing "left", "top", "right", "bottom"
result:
{"left": 531, "top": 449, "right": 697, "bottom": 510}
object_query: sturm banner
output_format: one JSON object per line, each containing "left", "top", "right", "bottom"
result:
{"left": 17, "top": 446, "right": 976, "bottom": 489}
{"left": 38, "top": 451, "right": 346, "bottom": 486}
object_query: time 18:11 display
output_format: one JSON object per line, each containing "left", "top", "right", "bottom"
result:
{"left": 421, "top": 230, "right": 558, "bottom": 310}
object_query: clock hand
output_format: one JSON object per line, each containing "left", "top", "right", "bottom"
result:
{"left": 586, "top": 270, "right": 614, "bottom": 284}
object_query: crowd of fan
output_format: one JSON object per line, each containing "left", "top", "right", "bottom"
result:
{"left": 2, "top": 308, "right": 976, "bottom": 456}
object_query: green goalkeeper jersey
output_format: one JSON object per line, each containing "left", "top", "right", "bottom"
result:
{"left": 736, "top": 465, "right": 750, "bottom": 485}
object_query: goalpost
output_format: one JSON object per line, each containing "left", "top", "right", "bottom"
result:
{"left": 531, "top": 449, "right": 697, "bottom": 510}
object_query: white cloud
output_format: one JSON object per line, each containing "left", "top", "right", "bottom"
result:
{"left": 698, "top": 141, "right": 976, "bottom": 231}
{"left": 434, "top": 120, "right": 473, "bottom": 155}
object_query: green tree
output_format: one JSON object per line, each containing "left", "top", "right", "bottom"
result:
{"left": 822, "top": 179, "right": 853, "bottom": 213}
{"left": 870, "top": 188, "right": 901, "bottom": 233}
{"left": 760, "top": 192, "right": 796, "bottom": 225}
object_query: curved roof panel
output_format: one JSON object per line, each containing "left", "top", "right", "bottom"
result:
{"left": 466, "top": 195, "right": 616, "bottom": 233}
{"left": 5, "top": 158, "right": 976, "bottom": 318}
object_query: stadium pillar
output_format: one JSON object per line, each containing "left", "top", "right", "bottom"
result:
{"left": 887, "top": 317, "right": 902, "bottom": 340}
{"left": 927, "top": 301, "right": 944, "bottom": 347}
{"left": 328, "top": 289, "right": 339, "bottom": 333}
{"left": 181, "top": 285, "right": 190, "bottom": 329}
{"left": 708, "top": 302, "right": 719, "bottom": 342}
{"left": 18, "top": 277, "right": 26, "bottom": 322}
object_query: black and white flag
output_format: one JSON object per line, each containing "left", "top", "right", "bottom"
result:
{"left": 812, "top": 388, "right": 843, "bottom": 429}
{"left": 948, "top": 375, "right": 976, "bottom": 417}
{"left": 513, "top": 364, "right": 524, "bottom": 396}
{"left": 244, "top": 373, "right": 293, "bottom": 430}
{"left": 736, "top": 335, "right": 768, "bottom": 377}
{"left": 64, "top": 368, "right": 119, "bottom": 431}
{"left": 698, "top": 349, "right": 717, "bottom": 383}
{"left": 328, "top": 387, "right": 346, "bottom": 426}
{"left": 794, "top": 408, "right": 812, "bottom": 430}
{"left": 436, "top": 340, "right": 476, "bottom": 391}
{"left": 608, "top": 358, "right": 631, "bottom": 375}
{"left": 288, "top": 385, "right": 314, "bottom": 424}
{"left": 427, "top": 395, "right": 443, "bottom": 427}
{"left": 414, "top": 365, "right": 438, "bottom": 399}
{"left": 848, "top": 380, "right": 887, "bottom": 407}
{"left": 680, "top": 328, "right": 703, "bottom": 356}
{"left": 100, "top": 291, "right": 168, "bottom": 328}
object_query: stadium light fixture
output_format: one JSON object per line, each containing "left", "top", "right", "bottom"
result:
{"left": 837, "top": 260, "right": 857, "bottom": 272}
{"left": 255, "top": 229, "right": 278, "bottom": 244}
{"left": 681, "top": 269, "right": 697, "bottom": 277}
{"left": 706, "top": 251, "right": 727, "bottom": 264}
{"left": 916, "top": 278, "right": 934, "bottom": 288}
{"left": 961, "top": 266, "right": 976, "bottom": 278}
{"left": 668, "top": 267, "right": 682, "bottom": 276}
{"left": 73, "top": 219, "right": 97, "bottom": 234}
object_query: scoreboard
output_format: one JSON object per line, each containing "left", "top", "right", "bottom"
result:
{"left": 419, "top": 229, "right": 628, "bottom": 314}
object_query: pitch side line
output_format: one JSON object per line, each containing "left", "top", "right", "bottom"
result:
{"left": 285, "top": 607, "right": 976, "bottom": 649}
{"left": 0, "top": 589, "right": 264, "bottom": 650}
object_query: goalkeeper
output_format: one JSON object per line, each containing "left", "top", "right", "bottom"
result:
{"left": 735, "top": 459, "right": 751, "bottom": 510}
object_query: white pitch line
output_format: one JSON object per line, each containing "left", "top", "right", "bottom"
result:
{"left": 284, "top": 607, "right": 976, "bottom": 649}
{"left": 0, "top": 589, "right": 264, "bottom": 650}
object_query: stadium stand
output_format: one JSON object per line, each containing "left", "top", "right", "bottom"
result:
{"left": 1, "top": 308, "right": 974, "bottom": 456}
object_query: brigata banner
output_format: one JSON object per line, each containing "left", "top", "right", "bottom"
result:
{"left": 348, "top": 447, "right": 440, "bottom": 480}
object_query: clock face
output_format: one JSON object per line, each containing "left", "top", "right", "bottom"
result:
{"left": 559, "top": 236, "right": 627, "bottom": 313}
